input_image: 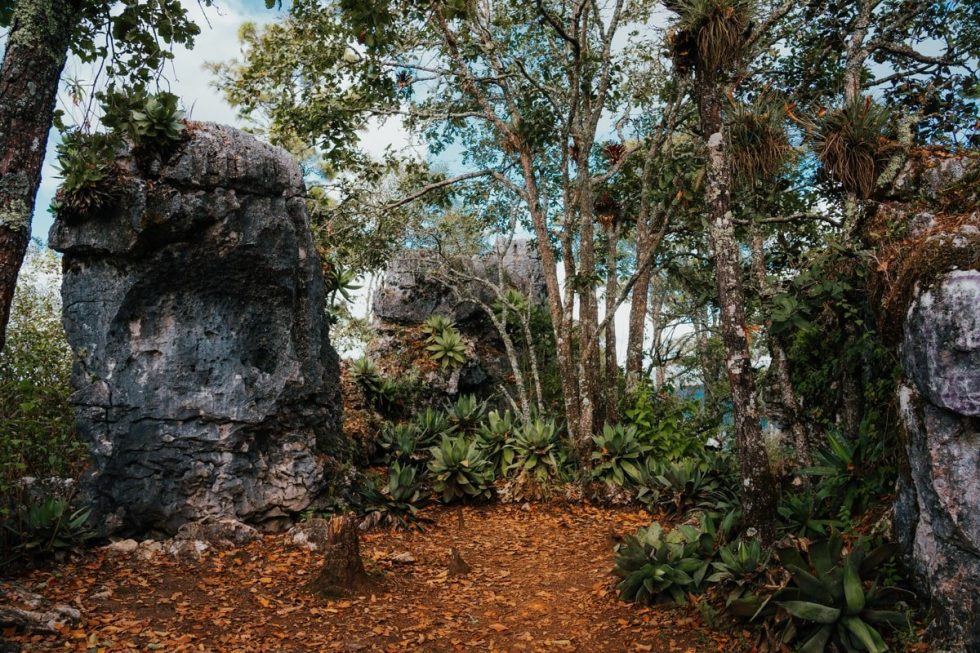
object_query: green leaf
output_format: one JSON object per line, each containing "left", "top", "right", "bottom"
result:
{"left": 777, "top": 600, "right": 842, "bottom": 624}
{"left": 843, "top": 555, "right": 866, "bottom": 614}
{"left": 841, "top": 616, "right": 887, "bottom": 653}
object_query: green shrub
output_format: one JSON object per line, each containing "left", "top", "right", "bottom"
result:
{"left": 625, "top": 384, "right": 714, "bottom": 461}
{"left": 1, "top": 496, "right": 93, "bottom": 567}
{"left": 100, "top": 88, "right": 186, "bottom": 148}
{"left": 428, "top": 436, "right": 494, "bottom": 503}
{"left": 777, "top": 491, "right": 842, "bottom": 537}
{"left": 51, "top": 132, "right": 120, "bottom": 219}
{"left": 475, "top": 409, "right": 517, "bottom": 476}
{"left": 614, "top": 522, "right": 714, "bottom": 605}
{"left": 640, "top": 458, "right": 724, "bottom": 514}
{"left": 352, "top": 357, "right": 384, "bottom": 395}
{"left": 0, "top": 246, "right": 85, "bottom": 502}
{"left": 377, "top": 422, "right": 424, "bottom": 466}
{"left": 356, "top": 462, "right": 428, "bottom": 529}
{"left": 764, "top": 533, "right": 913, "bottom": 653}
{"left": 422, "top": 315, "right": 454, "bottom": 341}
{"left": 591, "top": 423, "right": 650, "bottom": 486}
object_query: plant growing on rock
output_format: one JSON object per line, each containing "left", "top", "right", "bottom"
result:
{"left": 351, "top": 357, "right": 383, "bottom": 395}
{"left": 426, "top": 327, "right": 467, "bottom": 369}
{"left": 51, "top": 132, "right": 120, "bottom": 220}
{"left": 428, "top": 436, "right": 494, "bottom": 503}
{"left": 591, "top": 423, "right": 651, "bottom": 487}
{"left": 422, "top": 315, "right": 454, "bottom": 342}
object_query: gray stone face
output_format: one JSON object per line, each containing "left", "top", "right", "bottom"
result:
{"left": 49, "top": 123, "right": 342, "bottom": 534}
{"left": 896, "top": 270, "right": 980, "bottom": 652}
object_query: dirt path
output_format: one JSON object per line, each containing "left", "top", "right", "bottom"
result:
{"left": 3, "top": 504, "right": 749, "bottom": 652}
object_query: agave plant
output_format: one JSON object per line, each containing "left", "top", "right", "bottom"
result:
{"left": 766, "top": 533, "right": 913, "bottom": 653}
{"left": 426, "top": 328, "right": 467, "bottom": 369}
{"left": 412, "top": 407, "right": 456, "bottom": 447}
{"left": 428, "top": 436, "right": 495, "bottom": 503}
{"left": 447, "top": 394, "right": 486, "bottom": 434}
{"left": 356, "top": 462, "right": 428, "bottom": 530}
{"left": 777, "top": 491, "right": 843, "bottom": 538}
{"left": 591, "top": 423, "right": 651, "bottom": 487}
{"left": 644, "top": 458, "right": 724, "bottom": 514}
{"left": 3, "top": 497, "right": 93, "bottom": 560}
{"left": 422, "top": 315, "right": 455, "bottom": 341}
{"left": 509, "top": 418, "right": 561, "bottom": 483}
{"left": 351, "top": 357, "right": 383, "bottom": 396}
{"left": 614, "top": 522, "right": 714, "bottom": 605}
{"left": 805, "top": 429, "right": 889, "bottom": 520}
{"left": 376, "top": 422, "right": 423, "bottom": 465}
{"left": 475, "top": 410, "right": 517, "bottom": 476}
{"left": 706, "top": 539, "right": 771, "bottom": 606}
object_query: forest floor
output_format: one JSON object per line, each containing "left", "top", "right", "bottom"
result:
{"left": 3, "top": 503, "right": 754, "bottom": 653}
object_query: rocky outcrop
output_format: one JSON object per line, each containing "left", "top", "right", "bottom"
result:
{"left": 368, "top": 240, "right": 547, "bottom": 400}
{"left": 49, "top": 123, "right": 343, "bottom": 535}
{"left": 875, "top": 152, "right": 979, "bottom": 652}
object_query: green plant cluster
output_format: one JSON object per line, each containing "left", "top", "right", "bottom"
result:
{"left": 422, "top": 315, "right": 467, "bottom": 369}
{"left": 52, "top": 89, "right": 187, "bottom": 220}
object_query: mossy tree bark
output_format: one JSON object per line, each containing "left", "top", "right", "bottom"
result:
{"left": 0, "top": 0, "right": 78, "bottom": 352}
{"left": 695, "top": 75, "right": 778, "bottom": 543}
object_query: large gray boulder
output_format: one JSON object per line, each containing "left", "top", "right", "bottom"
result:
{"left": 49, "top": 123, "right": 342, "bottom": 534}
{"left": 896, "top": 270, "right": 980, "bottom": 652}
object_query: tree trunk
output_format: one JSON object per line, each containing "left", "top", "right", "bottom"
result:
{"left": 0, "top": 0, "right": 77, "bottom": 351}
{"left": 750, "top": 229, "right": 811, "bottom": 468}
{"left": 603, "top": 222, "right": 619, "bottom": 423}
{"left": 310, "top": 515, "right": 373, "bottom": 597}
{"left": 696, "top": 76, "right": 778, "bottom": 543}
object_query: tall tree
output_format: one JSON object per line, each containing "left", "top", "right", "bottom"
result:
{"left": 0, "top": 0, "right": 214, "bottom": 351}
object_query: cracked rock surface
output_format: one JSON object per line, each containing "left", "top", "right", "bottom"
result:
{"left": 49, "top": 123, "right": 342, "bottom": 535}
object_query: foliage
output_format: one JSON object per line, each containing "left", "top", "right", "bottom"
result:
{"left": 475, "top": 410, "right": 517, "bottom": 477}
{"left": 804, "top": 429, "right": 892, "bottom": 522}
{"left": 427, "top": 436, "right": 494, "bottom": 503}
{"left": 351, "top": 357, "right": 384, "bottom": 395}
{"left": 99, "top": 88, "right": 186, "bottom": 150}
{"left": 777, "top": 491, "right": 842, "bottom": 538}
{"left": 764, "top": 534, "right": 913, "bottom": 653}
{"left": 728, "top": 99, "right": 793, "bottom": 186}
{"left": 357, "top": 461, "right": 427, "bottom": 529}
{"left": 614, "top": 522, "right": 715, "bottom": 605}
{"left": 509, "top": 418, "right": 561, "bottom": 484}
{"left": 625, "top": 385, "right": 714, "bottom": 461}
{"left": 640, "top": 458, "right": 726, "bottom": 515}
{"left": 376, "top": 422, "right": 423, "bottom": 466}
{"left": 446, "top": 394, "right": 485, "bottom": 435}
{"left": 422, "top": 315, "right": 455, "bottom": 341}
{"left": 51, "top": 132, "right": 120, "bottom": 220}
{"left": 1, "top": 496, "right": 93, "bottom": 567}
{"left": 590, "top": 424, "right": 650, "bottom": 487}
{"left": 425, "top": 327, "right": 467, "bottom": 369}
{"left": 413, "top": 408, "right": 456, "bottom": 448}
{"left": 809, "top": 97, "right": 897, "bottom": 199}
{"left": 0, "top": 245, "right": 85, "bottom": 504}
{"left": 671, "top": 0, "right": 752, "bottom": 76}
{"left": 706, "top": 539, "right": 770, "bottom": 607}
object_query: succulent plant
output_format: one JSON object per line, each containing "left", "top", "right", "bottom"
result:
{"left": 428, "top": 436, "right": 494, "bottom": 503}
{"left": 426, "top": 328, "right": 467, "bottom": 369}
{"left": 475, "top": 410, "right": 517, "bottom": 476}
{"left": 591, "top": 423, "right": 651, "bottom": 486}
{"left": 412, "top": 408, "right": 456, "bottom": 447}
{"left": 509, "top": 418, "right": 561, "bottom": 483}
{"left": 706, "top": 539, "right": 771, "bottom": 606}
{"left": 614, "top": 522, "right": 714, "bottom": 605}
{"left": 447, "top": 394, "right": 486, "bottom": 434}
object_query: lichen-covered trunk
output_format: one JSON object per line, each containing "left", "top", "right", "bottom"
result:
{"left": 0, "top": 0, "right": 77, "bottom": 351}
{"left": 750, "top": 229, "right": 811, "bottom": 468}
{"left": 624, "top": 263, "right": 651, "bottom": 394}
{"left": 696, "top": 78, "right": 778, "bottom": 542}
{"left": 604, "top": 223, "right": 619, "bottom": 423}
{"left": 575, "top": 146, "right": 601, "bottom": 446}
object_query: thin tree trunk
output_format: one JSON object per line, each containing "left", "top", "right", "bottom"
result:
{"left": 625, "top": 264, "right": 652, "bottom": 394}
{"left": 647, "top": 272, "right": 666, "bottom": 390}
{"left": 750, "top": 228, "right": 811, "bottom": 468}
{"left": 575, "top": 141, "right": 601, "bottom": 447}
{"left": 603, "top": 222, "right": 619, "bottom": 423}
{"left": 696, "top": 75, "right": 778, "bottom": 543}
{"left": 0, "top": 0, "right": 77, "bottom": 351}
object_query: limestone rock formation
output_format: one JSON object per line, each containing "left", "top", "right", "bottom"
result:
{"left": 368, "top": 239, "right": 546, "bottom": 399}
{"left": 49, "top": 123, "right": 343, "bottom": 534}
{"left": 874, "top": 152, "right": 979, "bottom": 652}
